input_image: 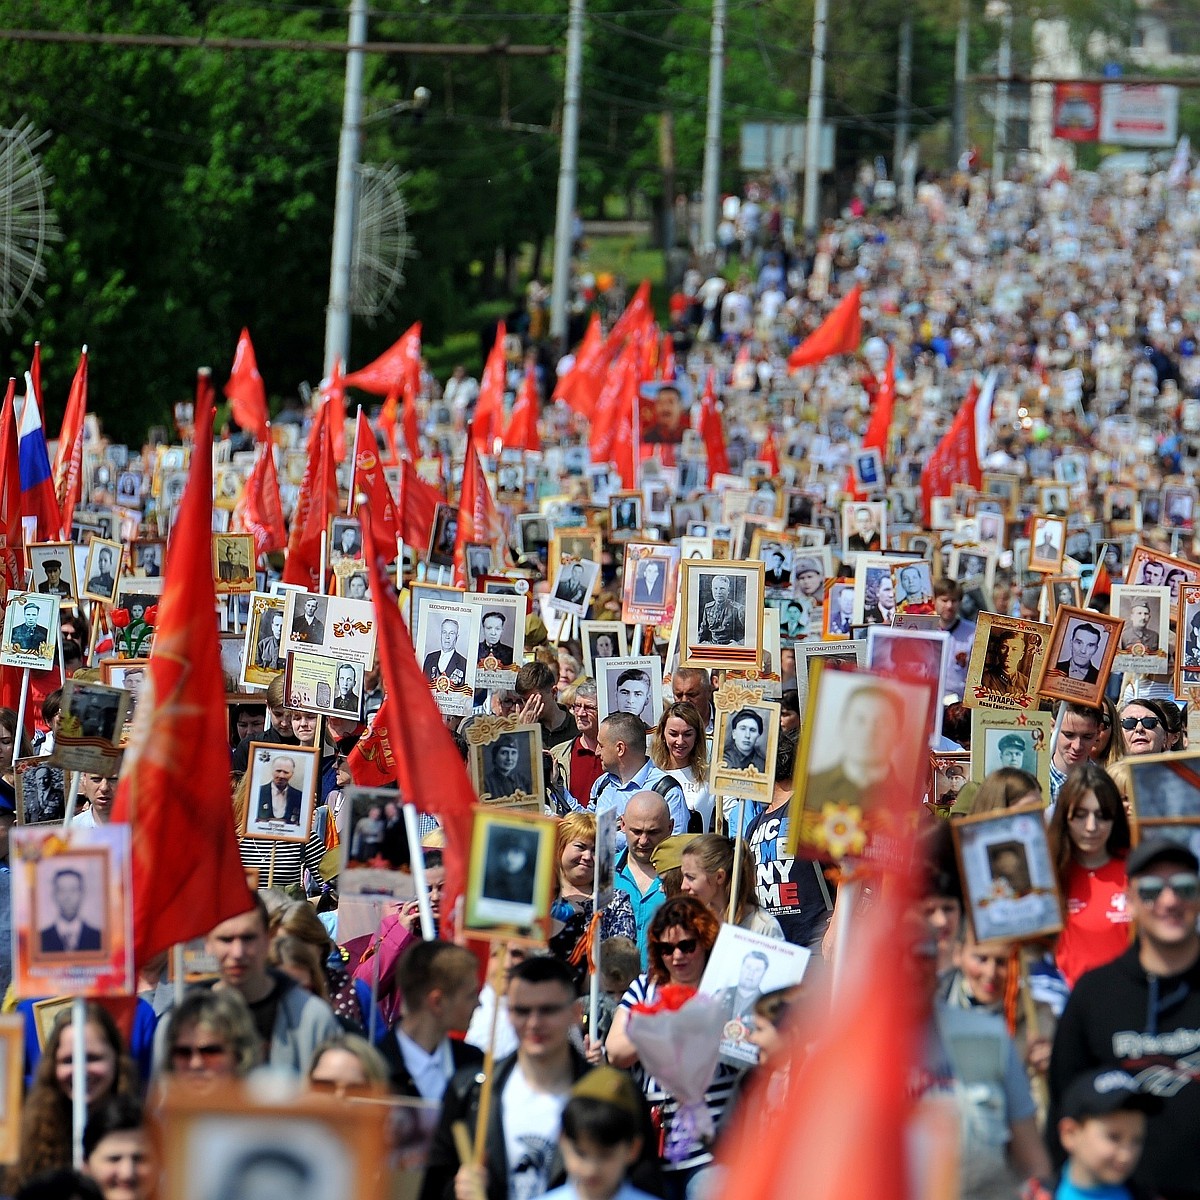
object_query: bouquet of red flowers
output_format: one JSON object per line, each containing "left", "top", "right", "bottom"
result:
{"left": 627, "top": 984, "right": 727, "bottom": 1163}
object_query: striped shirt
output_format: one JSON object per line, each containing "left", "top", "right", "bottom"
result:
{"left": 619, "top": 974, "right": 741, "bottom": 1173}
{"left": 239, "top": 825, "right": 327, "bottom": 891}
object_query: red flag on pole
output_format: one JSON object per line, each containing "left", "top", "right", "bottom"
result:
{"left": 378, "top": 390, "right": 401, "bottom": 464}
{"left": 760, "top": 426, "right": 780, "bottom": 474}
{"left": 237, "top": 443, "right": 288, "bottom": 558}
{"left": 345, "top": 694, "right": 400, "bottom": 788}
{"left": 659, "top": 332, "right": 676, "bottom": 382}
{"left": 111, "top": 386, "right": 254, "bottom": 966}
{"left": 0, "top": 379, "right": 23, "bottom": 596}
{"left": 453, "top": 436, "right": 507, "bottom": 587}
{"left": 342, "top": 322, "right": 423, "bottom": 397}
{"left": 281, "top": 403, "right": 339, "bottom": 589}
{"left": 224, "top": 328, "right": 271, "bottom": 444}
{"left": 609, "top": 368, "right": 640, "bottom": 489}
{"left": 52, "top": 346, "right": 87, "bottom": 537}
{"left": 398, "top": 458, "right": 443, "bottom": 552}
{"left": 847, "top": 345, "right": 895, "bottom": 500}
{"left": 589, "top": 336, "right": 640, "bottom": 465}
{"left": 351, "top": 410, "right": 400, "bottom": 551}
{"left": 552, "top": 313, "right": 605, "bottom": 419}
{"left": 359, "top": 504, "right": 477, "bottom": 939}
{"left": 787, "top": 284, "right": 863, "bottom": 371}
{"left": 603, "top": 280, "right": 652, "bottom": 356}
{"left": 919, "top": 380, "right": 982, "bottom": 525}
{"left": 472, "top": 323, "right": 507, "bottom": 453}
{"left": 402, "top": 388, "right": 421, "bottom": 461}
{"left": 501, "top": 368, "right": 540, "bottom": 452}
{"left": 29, "top": 342, "right": 43, "bottom": 423}
{"left": 697, "top": 370, "right": 729, "bottom": 484}
{"left": 321, "top": 357, "right": 348, "bottom": 463}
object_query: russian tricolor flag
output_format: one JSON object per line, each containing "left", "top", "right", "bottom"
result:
{"left": 18, "top": 371, "right": 61, "bottom": 542}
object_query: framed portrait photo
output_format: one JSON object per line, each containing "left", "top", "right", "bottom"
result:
{"left": 952, "top": 809, "right": 1063, "bottom": 944}
{"left": 10, "top": 823, "right": 134, "bottom": 999}
{"left": 462, "top": 543, "right": 494, "bottom": 588}
{"left": 328, "top": 516, "right": 364, "bottom": 564}
{"left": 515, "top": 514, "right": 549, "bottom": 561}
{"left": 0, "top": 592, "right": 60, "bottom": 671}
{"left": 414, "top": 599, "right": 480, "bottom": 716}
{"left": 547, "top": 556, "right": 601, "bottom": 619}
{"left": 1126, "top": 545, "right": 1200, "bottom": 617}
{"left": 841, "top": 501, "right": 887, "bottom": 558}
{"left": 1110, "top": 584, "right": 1170, "bottom": 676}
{"left": 621, "top": 543, "right": 681, "bottom": 626}
{"left": 463, "top": 592, "right": 525, "bottom": 691}
{"left": 465, "top": 718, "right": 545, "bottom": 807}
{"left": 795, "top": 641, "right": 866, "bottom": 711}
{"left": 680, "top": 560, "right": 765, "bottom": 672}
{"left": 427, "top": 503, "right": 459, "bottom": 570}
{"left": 1127, "top": 750, "right": 1200, "bottom": 834}
{"left": 241, "top": 593, "right": 287, "bottom": 688}
{"left": 551, "top": 526, "right": 602, "bottom": 568}
{"left": 13, "top": 757, "right": 66, "bottom": 825}
{"left": 285, "top": 651, "right": 366, "bottom": 720}
{"left": 1028, "top": 515, "right": 1066, "bottom": 574}
{"left": 963, "top": 614, "right": 1051, "bottom": 712}
{"left": 26, "top": 541, "right": 77, "bottom": 601}
{"left": 157, "top": 1084, "right": 388, "bottom": 1200}
{"left": 893, "top": 559, "right": 935, "bottom": 614}
{"left": 1174, "top": 582, "right": 1200, "bottom": 701}
{"left": 211, "top": 533, "right": 256, "bottom": 595}
{"left": 242, "top": 742, "right": 319, "bottom": 843}
{"left": 823, "top": 580, "right": 857, "bottom": 640}
{"left": 580, "top": 620, "right": 629, "bottom": 680}
{"left": 81, "top": 538, "right": 123, "bottom": 604}
{"left": 789, "top": 665, "right": 933, "bottom": 863}
{"left": 464, "top": 809, "right": 557, "bottom": 942}
{"left": 595, "top": 655, "right": 664, "bottom": 727}
{"left": 53, "top": 680, "right": 129, "bottom": 775}
{"left": 339, "top": 785, "right": 410, "bottom": 879}
{"left": 930, "top": 751, "right": 970, "bottom": 816}
{"left": 1044, "top": 575, "right": 1081, "bottom": 620}
{"left": 969, "top": 708, "right": 1053, "bottom": 795}
{"left": 495, "top": 460, "right": 526, "bottom": 499}
{"left": 1035, "top": 604, "right": 1123, "bottom": 708}
{"left": 100, "top": 658, "right": 150, "bottom": 726}
{"left": 709, "top": 684, "right": 780, "bottom": 804}
{"left": 608, "top": 491, "right": 643, "bottom": 539}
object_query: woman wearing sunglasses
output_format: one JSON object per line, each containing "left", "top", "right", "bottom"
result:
{"left": 1116, "top": 698, "right": 1170, "bottom": 758}
{"left": 604, "top": 896, "right": 740, "bottom": 1199}
{"left": 159, "top": 990, "right": 261, "bottom": 1087}
{"left": 1047, "top": 762, "right": 1133, "bottom": 988}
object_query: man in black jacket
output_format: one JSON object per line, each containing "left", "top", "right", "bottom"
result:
{"left": 379, "top": 940, "right": 483, "bottom": 1101}
{"left": 1048, "top": 838, "right": 1200, "bottom": 1199}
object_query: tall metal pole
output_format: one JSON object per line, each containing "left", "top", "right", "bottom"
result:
{"left": 953, "top": 0, "right": 969, "bottom": 165}
{"left": 801, "top": 0, "right": 828, "bottom": 233}
{"left": 549, "top": 0, "right": 585, "bottom": 347}
{"left": 994, "top": 4, "right": 1012, "bottom": 181}
{"left": 894, "top": 13, "right": 912, "bottom": 172}
{"left": 324, "top": 0, "right": 368, "bottom": 379}
{"left": 699, "top": 0, "right": 726, "bottom": 254}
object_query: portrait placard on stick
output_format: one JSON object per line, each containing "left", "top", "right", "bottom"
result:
{"left": 10, "top": 824, "right": 134, "bottom": 999}
{"left": 1035, "top": 605, "right": 1122, "bottom": 709}
{"left": 241, "top": 742, "right": 319, "bottom": 844}
{"left": 968, "top": 708, "right": 1053, "bottom": 796}
{"left": 52, "top": 680, "right": 129, "bottom": 776}
{"left": 1110, "top": 584, "right": 1170, "bottom": 677}
{"left": 466, "top": 717, "right": 545, "bottom": 809}
{"left": 464, "top": 809, "right": 557, "bottom": 943}
{"left": 709, "top": 685, "right": 779, "bottom": 805}
{"left": 0, "top": 592, "right": 60, "bottom": 670}
{"left": 964, "top": 614, "right": 1051, "bottom": 711}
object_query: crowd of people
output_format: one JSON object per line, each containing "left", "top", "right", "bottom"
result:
{"left": 4, "top": 158, "right": 1200, "bottom": 1200}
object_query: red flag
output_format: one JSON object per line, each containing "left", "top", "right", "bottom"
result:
{"left": 29, "top": 342, "right": 43, "bottom": 423}
{"left": 378, "top": 390, "right": 401, "bottom": 464}
{"left": 111, "top": 386, "right": 254, "bottom": 966}
{"left": 502, "top": 368, "right": 540, "bottom": 452}
{"left": 453, "top": 437, "right": 508, "bottom": 587}
{"left": 402, "top": 388, "right": 421, "bottom": 461}
{"left": 345, "top": 694, "right": 399, "bottom": 788}
{"left": 659, "top": 332, "right": 676, "bottom": 382}
{"left": 472, "top": 323, "right": 507, "bottom": 452}
{"left": 552, "top": 313, "right": 605, "bottom": 419}
{"left": 342, "top": 322, "right": 423, "bottom": 398}
{"left": 603, "top": 280, "right": 652, "bottom": 356}
{"left": 609, "top": 369, "right": 640, "bottom": 489}
{"left": 359, "top": 504, "right": 476, "bottom": 939}
{"left": 52, "top": 347, "right": 87, "bottom": 536}
{"left": 322, "top": 357, "right": 348, "bottom": 462}
{"left": 281, "top": 403, "right": 340, "bottom": 589}
{"left": 919, "top": 380, "right": 982, "bottom": 525}
{"left": 238, "top": 443, "right": 287, "bottom": 558}
{"left": 223, "top": 328, "right": 271, "bottom": 444}
{"left": 0, "top": 379, "right": 23, "bottom": 596}
{"left": 351, "top": 410, "right": 400, "bottom": 551}
{"left": 760, "top": 426, "right": 780, "bottom": 474}
{"left": 398, "top": 458, "right": 443, "bottom": 551}
{"left": 847, "top": 346, "right": 896, "bottom": 500}
{"left": 590, "top": 335, "right": 641, "bottom": 464}
{"left": 697, "top": 370, "right": 729, "bottom": 484}
{"left": 787, "top": 284, "right": 863, "bottom": 371}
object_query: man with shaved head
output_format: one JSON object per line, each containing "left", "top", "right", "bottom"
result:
{"left": 613, "top": 790, "right": 672, "bottom": 966}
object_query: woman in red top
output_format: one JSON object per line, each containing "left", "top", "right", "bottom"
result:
{"left": 1047, "top": 762, "right": 1132, "bottom": 988}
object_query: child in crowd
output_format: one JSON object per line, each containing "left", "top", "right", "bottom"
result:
{"left": 1055, "top": 1068, "right": 1160, "bottom": 1200}
{"left": 544, "top": 1067, "right": 658, "bottom": 1200}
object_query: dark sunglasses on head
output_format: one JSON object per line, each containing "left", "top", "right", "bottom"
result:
{"left": 655, "top": 937, "right": 699, "bottom": 957}
{"left": 1120, "top": 716, "right": 1161, "bottom": 732}
{"left": 1134, "top": 873, "right": 1200, "bottom": 904}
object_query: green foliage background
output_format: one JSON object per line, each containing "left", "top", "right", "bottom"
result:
{"left": 0, "top": 0, "right": 1168, "bottom": 439}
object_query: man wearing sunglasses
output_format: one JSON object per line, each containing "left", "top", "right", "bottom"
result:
{"left": 1048, "top": 839, "right": 1200, "bottom": 1199}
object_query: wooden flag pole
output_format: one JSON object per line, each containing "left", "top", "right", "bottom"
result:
{"left": 727, "top": 800, "right": 747, "bottom": 923}
{"left": 472, "top": 941, "right": 507, "bottom": 1166}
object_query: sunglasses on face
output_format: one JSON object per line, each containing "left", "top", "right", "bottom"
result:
{"left": 1120, "top": 716, "right": 1161, "bottom": 732}
{"left": 1134, "top": 873, "right": 1200, "bottom": 904}
{"left": 655, "top": 937, "right": 699, "bottom": 957}
{"left": 170, "top": 1042, "right": 228, "bottom": 1063}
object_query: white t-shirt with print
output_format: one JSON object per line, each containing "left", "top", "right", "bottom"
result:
{"left": 502, "top": 1065, "right": 571, "bottom": 1200}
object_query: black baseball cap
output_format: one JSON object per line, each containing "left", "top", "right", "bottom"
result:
{"left": 1059, "top": 1068, "right": 1163, "bottom": 1121}
{"left": 1126, "top": 838, "right": 1200, "bottom": 878}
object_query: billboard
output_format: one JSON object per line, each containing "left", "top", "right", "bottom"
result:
{"left": 1099, "top": 84, "right": 1179, "bottom": 147}
{"left": 1052, "top": 83, "right": 1101, "bottom": 142}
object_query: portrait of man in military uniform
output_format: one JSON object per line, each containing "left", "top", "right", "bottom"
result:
{"left": 697, "top": 574, "right": 746, "bottom": 646}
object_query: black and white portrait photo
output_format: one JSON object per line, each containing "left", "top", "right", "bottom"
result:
{"left": 483, "top": 732, "right": 534, "bottom": 799}
{"left": 548, "top": 557, "right": 600, "bottom": 618}
{"left": 243, "top": 743, "right": 318, "bottom": 843}
{"left": 329, "top": 517, "right": 363, "bottom": 563}
{"left": 27, "top": 543, "right": 77, "bottom": 600}
{"left": 465, "top": 542, "right": 494, "bottom": 582}
{"left": 480, "top": 825, "right": 540, "bottom": 907}
{"left": 609, "top": 493, "right": 643, "bottom": 537}
{"left": 428, "top": 504, "right": 458, "bottom": 569}
{"left": 1, "top": 593, "right": 59, "bottom": 670}
{"left": 14, "top": 760, "right": 66, "bottom": 825}
{"left": 82, "top": 539, "right": 122, "bottom": 604}
{"left": 596, "top": 656, "right": 664, "bottom": 725}
{"left": 415, "top": 601, "right": 480, "bottom": 715}
{"left": 289, "top": 594, "right": 328, "bottom": 646}
{"left": 34, "top": 854, "right": 108, "bottom": 960}
{"left": 212, "top": 534, "right": 255, "bottom": 592}
{"left": 60, "top": 681, "right": 127, "bottom": 743}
